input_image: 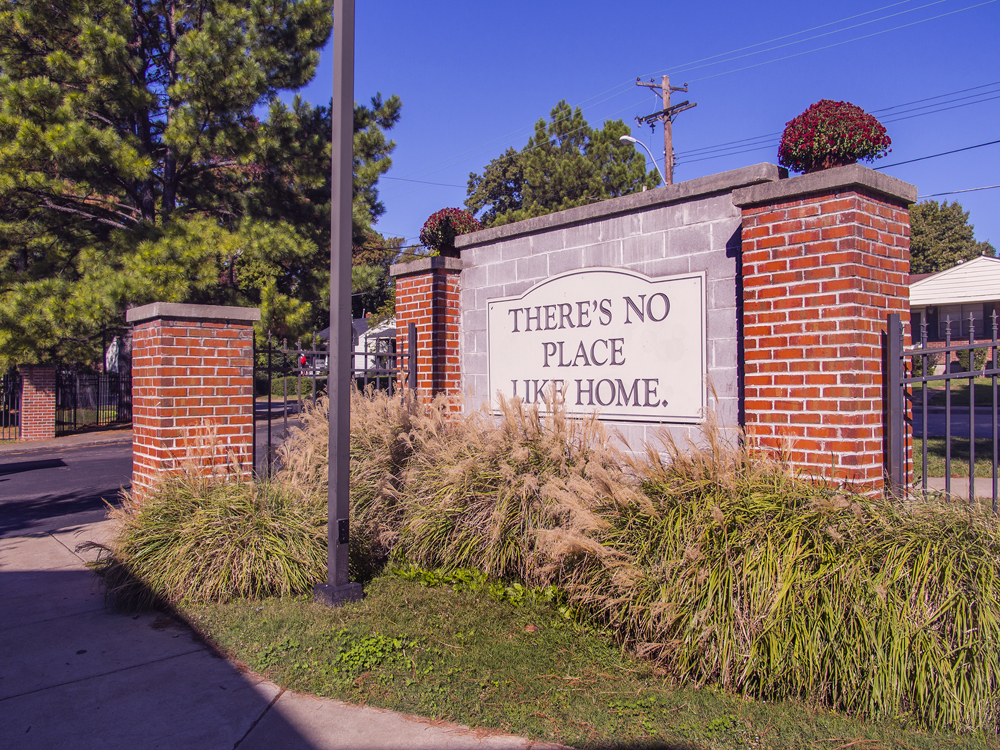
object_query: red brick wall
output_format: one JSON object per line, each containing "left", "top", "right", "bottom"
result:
{"left": 394, "top": 262, "right": 461, "bottom": 399}
{"left": 131, "top": 316, "right": 255, "bottom": 496}
{"left": 740, "top": 188, "right": 910, "bottom": 489}
{"left": 19, "top": 365, "right": 56, "bottom": 441}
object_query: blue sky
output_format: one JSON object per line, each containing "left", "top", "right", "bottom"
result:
{"left": 290, "top": 0, "right": 1000, "bottom": 250}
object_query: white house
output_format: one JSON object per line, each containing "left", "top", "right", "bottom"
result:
{"left": 910, "top": 255, "right": 1000, "bottom": 343}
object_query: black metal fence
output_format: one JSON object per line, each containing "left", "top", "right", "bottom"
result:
{"left": 55, "top": 371, "right": 133, "bottom": 436}
{"left": 254, "top": 327, "right": 410, "bottom": 476}
{"left": 1, "top": 370, "right": 19, "bottom": 441}
{"left": 886, "top": 311, "right": 999, "bottom": 510}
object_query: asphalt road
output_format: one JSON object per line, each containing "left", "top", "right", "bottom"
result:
{"left": 0, "top": 419, "right": 297, "bottom": 539}
{"left": 0, "top": 441, "right": 131, "bottom": 539}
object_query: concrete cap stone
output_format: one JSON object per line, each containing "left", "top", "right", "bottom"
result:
{"left": 126, "top": 302, "right": 261, "bottom": 324}
{"left": 732, "top": 163, "right": 917, "bottom": 207}
{"left": 455, "top": 163, "right": 784, "bottom": 250}
{"left": 390, "top": 254, "right": 463, "bottom": 278}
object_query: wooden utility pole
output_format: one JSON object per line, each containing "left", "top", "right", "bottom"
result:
{"left": 635, "top": 75, "right": 696, "bottom": 185}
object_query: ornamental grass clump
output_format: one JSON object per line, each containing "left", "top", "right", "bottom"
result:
{"left": 392, "top": 394, "right": 638, "bottom": 582}
{"left": 560, "top": 429, "right": 1000, "bottom": 733}
{"left": 778, "top": 99, "right": 891, "bottom": 173}
{"left": 90, "top": 474, "right": 326, "bottom": 611}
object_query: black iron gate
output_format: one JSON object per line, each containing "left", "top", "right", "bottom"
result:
{"left": 55, "top": 371, "right": 133, "bottom": 436}
{"left": 886, "top": 311, "right": 999, "bottom": 510}
{"left": 1, "top": 370, "right": 19, "bottom": 441}
{"left": 254, "top": 323, "right": 416, "bottom": 477}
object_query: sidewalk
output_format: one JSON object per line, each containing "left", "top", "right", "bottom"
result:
{"left": 0, "top": 427, "right": 133, "bottom": 456}
{"left": 0, "top": 519, "right": 563, "bottom": 749}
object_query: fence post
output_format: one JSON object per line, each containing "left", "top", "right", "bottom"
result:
{"left": 885, "top": 313, "right": 905, "bottom": 498}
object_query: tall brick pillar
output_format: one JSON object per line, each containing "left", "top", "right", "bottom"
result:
{"left": 733, "top": 165, "right": 916, "bottom": 491}
{"left": 126, "top": 303, "right": 260, "bottom": 497}
{"left": 19, "top": 365, "right": 57, "bottom": 441}
{"left": 390, "top": 256, "right": 462, "bottom": 399}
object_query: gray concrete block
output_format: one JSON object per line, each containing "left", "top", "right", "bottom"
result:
{"left": 465, "top": 351, "right": 487, "bottom": 376}
{"left": 487, "top": 260, "right": 517, "bottom": 286}
{"left": 732, "top": 163, "right": 917, "bottom": 207}
{"left": 561, "top": 221, "right": 604, "bottom": 251}
{"left": 503, "top": 279, "right": 536, "bottom": 298}
{"left": 709, "top": 277, "right": 738, "bottom": 310}
{"left": 464, "top": 309, "right": 486, "bottom": 332}
{"left": 516, "top": 253, "right": 548, "bottom": 281}
{"left": 708, "top": 218, "right": 744, "bottom": 252}
{"left": 529, "top": 229, "right": 566, "bottom": 255}
{"left": 683, "top": 194, "right": 741, "bottom": 225}
{"left": 666, "top": 224, "right": 712, "bottom": 258}
{"left": 548, "top": 247, "right": 585, "bottom": 275}
{"left": 601, "top": 213, "right": 643, "bottom": 240}
{"left": 638, "top": 204, "right": 685, "bottom": 234}
{"left": 475, "top": 284, "right": 505, "bottom": 310}
{"left": 691, "top": 247, "right": 737, "bottom": 281}
{"left": 632, "top": 255, "right": 691, "bottom": 279}
{"left": 582, "top": 240, "right": 623, "bottom": 268}
{"left": 499, "top": 237, "right": 532, "bottom": 261}
{"left": 708, "top": 308, "right": 739, "bottom": 340}
{"left": 462, "top": 264, "right": 488, "bottom": 289}
{"left": 622, "top": 232, "right": 667, "bottom": 266}
{"left": 711, "top": 337, "right": 739, "bottom": 370}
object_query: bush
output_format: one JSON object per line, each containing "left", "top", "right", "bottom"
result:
{"left": 778, "top": 100, "right": 891, "bottom": 174}
{"left": 90, "top": 474, "right": 325, "bottom": 610}
{"left": 957, "top": 346, "right": 990, "bottom": 373}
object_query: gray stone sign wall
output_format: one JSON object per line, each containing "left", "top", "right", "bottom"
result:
{"left": 455, "top": 163, "right": 783, "bottom": 449}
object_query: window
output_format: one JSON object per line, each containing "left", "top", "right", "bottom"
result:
{"left": 938, "top": 304, "right": 986, "bottom": 339}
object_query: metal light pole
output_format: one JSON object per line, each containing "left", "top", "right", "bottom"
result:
{"left": 619, "top": 135, "right": 667, "bottom": 186}
{"left": 314, "top": 0, "right": 363, "bottom": 607}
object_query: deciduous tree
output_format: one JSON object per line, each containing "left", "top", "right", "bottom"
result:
{"left": 466, "top": 101, "right": 659, "bottom": 227}
{"left": 909, "top": 200, "right": 995, "bottom": 274}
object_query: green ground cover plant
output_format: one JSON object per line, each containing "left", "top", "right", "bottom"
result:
{"left": 95, "top": 390, "right": 1000, "bottom": 738}
{"left": 185, "top": 570, "right": 989, "bottom": 750}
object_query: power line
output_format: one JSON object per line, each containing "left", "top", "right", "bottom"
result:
{"left": 876, "top": 138, "right": 1000, "bottom": 168}
{"left": 382, "top": 176, "right": 465, "bottom": 188}
{"left": 918, "top": 184, "right": 1000, "bottom": 198}
{"left": 689, "top": 0, "right": 999, "bottom": 83}
{"left": 380, "top": 0, "right": 988, "bottom": 192}
{"left": 673, "top": 80, "right": 1000, "bottom": 165}
{"left": 672, "top": 0, "right": 953, "bottom": 79}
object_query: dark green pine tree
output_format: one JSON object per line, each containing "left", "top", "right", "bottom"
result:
{"left": 0, "top": 0, "right": 402, "bottom": 366}
{"left": 466, "top": 100, "right": 659, "bottom": 227}
{"left": 909, "top": 200, "right": 995, "bottom": 274}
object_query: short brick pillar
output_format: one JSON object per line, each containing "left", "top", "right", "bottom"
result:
{"left": 126, "top": 303, "right": 260, "bottom": 497}
{"left": 733, "top": 165, "right": 916, "bottom": 490}
{"left": 390, "top": 256, "right": 462, "bottom": 399}
{"left": 19, "top": 365, "right": 57, "bottom": 441}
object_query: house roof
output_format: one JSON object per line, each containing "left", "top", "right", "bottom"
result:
{"left": 910, "top": 255, "right": 1000, "bottom": 307}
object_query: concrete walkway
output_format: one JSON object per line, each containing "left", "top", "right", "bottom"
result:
{"left": 0, "top": 520, "right": 563, "bottom": 749}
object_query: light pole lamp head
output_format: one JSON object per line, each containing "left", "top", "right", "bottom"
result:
{"left": 618, "top": 135, "right": 666, "bottom": 186}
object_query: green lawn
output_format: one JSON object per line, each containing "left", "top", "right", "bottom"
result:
{"left": 181, "top": 572, "right": 991, "bottom": 750}
{"left": 913, "top": 437, "right": 999, "bottom": 478}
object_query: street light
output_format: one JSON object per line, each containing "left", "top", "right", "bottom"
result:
{"left": 314, "top": 0, "right": 363, "bottom": 608}
{"left": 619, "top": 135, "right": 666, "bottom": 186}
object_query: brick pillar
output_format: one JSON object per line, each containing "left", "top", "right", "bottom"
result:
{"left": 733, "top": 165, "right": 916, "bottom": 491}
{"left": 19, "top": 365, "right": 56, "bottom": 441}
{"left": 390, "top": 256, "right": 462, "bottom": 399}
{"left": 126, "top": 303, "right": 260, "bottom": 497}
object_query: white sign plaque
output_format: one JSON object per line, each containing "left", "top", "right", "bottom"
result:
{"left": 487, "top": 268, "right": 707, "bottom": 423}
